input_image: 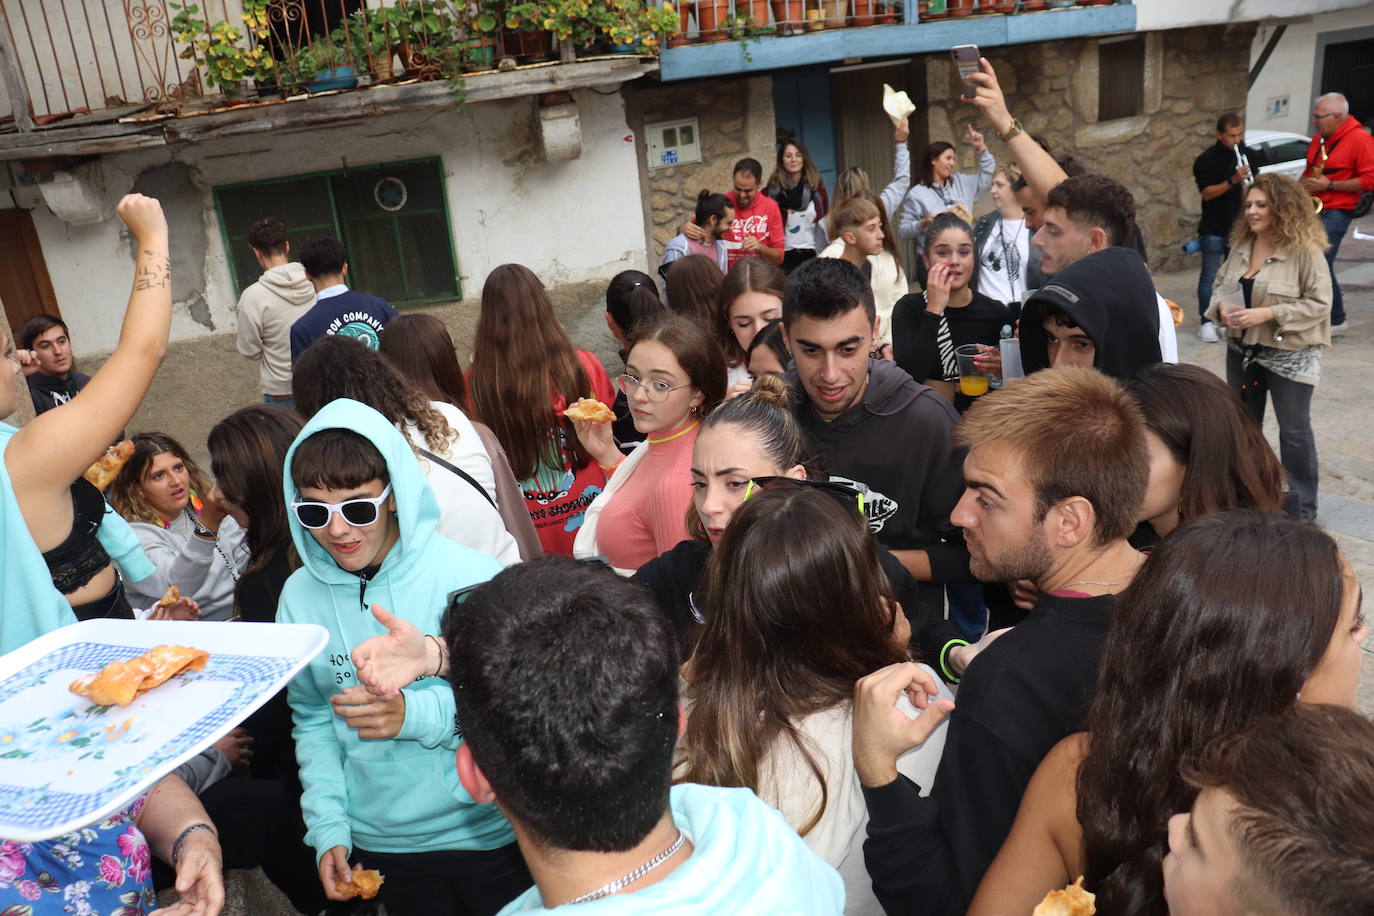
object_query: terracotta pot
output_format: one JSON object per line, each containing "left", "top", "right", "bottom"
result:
{"left": 697, "top": 0, "right": 731, "bottom": 40}
{"left": 988, "top": 0, "right": 1015, "bottom": 11}
{"left": 852, "top": 0, "right": 876, "bottom": 25}
{"left": 824, "top": 0, "right": 848, "bottom": 28}
{"left": 805, "top": 8, "right": 825, "bottom": 28}
{"left": 770, "top": 0, "right": 804, "bottom": 30}
{"left": 743, "top": 0, "right": 770, "bottom": 26}
{"left": 877, "top": 6, "right": 897, "bottom": 21}
{"left": 1022, "top": 0, "right": 1047, "bottom": 8}
{"left": 949, "top": 0, "right": 975, "bottom": 16}
{"left": 372, "top": 53, "right": 395, "bottom": 81}
{"left": 671, "top": 2, "right": 693, "bottom": 42}
{"left": 504, "top": 27, "right": 554, "bottom": 60}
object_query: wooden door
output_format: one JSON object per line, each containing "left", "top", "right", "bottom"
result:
{"left": 0, "top": 208, "right": 59, "bottom": 334}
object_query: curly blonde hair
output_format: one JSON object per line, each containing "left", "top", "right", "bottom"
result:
{"left": 108, "top": 433, "right": 214, "bottom": 525}
{"left": 1229, "top": 173, "right": 1330, "bottom": 256}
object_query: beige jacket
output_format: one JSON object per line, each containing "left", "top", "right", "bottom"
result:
{"left": 1205, "top": 240, "right": 1332, "bottom": 350}
{"left": 235, "top": 262, "right": 316, "bottom": 396}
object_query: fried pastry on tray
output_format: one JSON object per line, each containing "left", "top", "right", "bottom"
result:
{"left": 1033, "top": 876, "right": 1096, "bottom": 916}
{"left": 336, "top": 868, "right": 385, "bottom": 900}
{"left": 82, "top": 440, "right": 134, "bottom": 492}
{"left": 563, "top": 396, "right": 614, "bottom": 423}
{"left": 154, "top": 586, "right": 181, "bottom": 610}
{"left": 69, "top": 644, "right": 210, "bottom": 707}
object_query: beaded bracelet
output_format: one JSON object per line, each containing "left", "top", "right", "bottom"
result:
{"left": 171, "top": 822, "right": 215, "bottom": 867}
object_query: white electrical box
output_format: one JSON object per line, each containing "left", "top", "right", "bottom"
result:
{"left": 646, "top": 118, "right": 702, "bottom": 170}
{"left": 1267, "top": 96, "right": 1289, "bottom": 119}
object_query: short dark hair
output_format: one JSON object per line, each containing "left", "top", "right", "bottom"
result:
{"left": 299, "top": 237, "right": 347, "bottom": 278}
{"left": 733, "top": 158, "right": 763, "bottom": 182}
{"left": 918, "top": 141, "right": 955, "bottom": 188}
{"left": 781, "top": 256, "right": 875, "bottom": 327}
{"left": 1216, "top": 112, "right": 1243, "bottom": 132}
{"left": 445, "top": 557, "right": 679, "bottom": 851}
{"left": 1184, "top": 705, "right": 1374, "bottom": 916}
{"left": 247, "top": 217, "right": 288, "bottom": 256}
{"left": 290, "top": 428, "right": 388, "bottom": 492}
{"left": 16, "top": 314, "right": 67, "bottom": 349}
{"left": 1044, "top": 174, "right": 1136, "bottom": 248}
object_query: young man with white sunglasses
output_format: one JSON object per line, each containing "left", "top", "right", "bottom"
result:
{"left": 277, "top": 398, "right": 530, "bottom": 915}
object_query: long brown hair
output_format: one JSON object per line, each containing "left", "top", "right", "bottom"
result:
{"left": 1126, "top": 363, "right": 1284, "bottom": 521}
{"left": 678, "top": 488, "right": 905, "bottom": 835}
{"left": 292, "top": 335, "right": 455, "bottom": 454}
{"left": 1076, "top": 511, "right": 1344, "bottom": 913}
{"left": 468, "top": 263, "right": 593, "bottom": 480}
{"left": 665, "top": 254, "right": 724, "bottom": 326}
{"left": 108, "top": 433, "right": 214, "bottom": 526}
{"left": 768, "top": 139, "right": 824, "bottom": 194}
{"left": 1229, "top": 172, "right": 1329, "bottom": 254}
{"left": 379, "top": 313, "right": 467, "bottom": 408}
{"left": 207, "top": 405, "right": 303, "bottom": 585}
{"left": 715, "top": 259, "right": 785, "bottom": 366}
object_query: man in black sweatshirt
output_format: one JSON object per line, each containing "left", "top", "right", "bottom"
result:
{"left": 853, "top": 366, "right": 1150, "bottom": 914}
{"left": 780, "top": 257, "right": 980, "bottom": 683}
{"left": 16, "top": 314, "right": 91, "bottom": 415}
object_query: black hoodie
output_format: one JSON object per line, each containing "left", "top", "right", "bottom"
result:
{"left": 784, "top": 359, "right": 971, "bottom": 623}
{"left": 1019, "top": 247, "right": 1162, "bottom": 380}
{"left": 26, "top": 370, "right": 91, "bottom": 415}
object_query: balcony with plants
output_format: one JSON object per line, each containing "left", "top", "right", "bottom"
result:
{"left": 0, "top": 0, "right": 676, "bottom": 156}
{"left": 656, "top": 0, "right": 1136, "bottom": 80}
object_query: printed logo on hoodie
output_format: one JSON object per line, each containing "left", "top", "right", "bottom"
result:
{"left": 830, "top": 475, "right": 898, "bottom": 534}
{"left": 326, "top": 312, "right": 387, "bottom": 349}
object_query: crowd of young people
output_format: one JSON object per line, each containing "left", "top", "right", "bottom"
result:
{"left": 0, "top": 56, "right": 1360, "bottom": 916}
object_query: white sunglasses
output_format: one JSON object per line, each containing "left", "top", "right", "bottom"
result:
{"left": 291, "top": 484, "right": 392, "bottom": 529}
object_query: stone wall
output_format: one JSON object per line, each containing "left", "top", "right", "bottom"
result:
{"left": 624, "top": 76, "right": 776, "bottom": 264}
{"left": 919, "top": 23, "right": 1256, "bottom": 274}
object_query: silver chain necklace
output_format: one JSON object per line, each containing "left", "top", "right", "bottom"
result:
{"left": 565, "top": 830, "right": 685, "bottom": 905}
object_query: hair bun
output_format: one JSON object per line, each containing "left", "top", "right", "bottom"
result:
{"left": 697, "top": 188, "right": 712, "bottom": 202}
{"left": 747, "top": 373, "right": 790, "bottom": 408}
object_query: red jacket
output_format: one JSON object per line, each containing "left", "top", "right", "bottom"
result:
{"left": 1307, "top": 115, "right": 1374, "bottom": 211}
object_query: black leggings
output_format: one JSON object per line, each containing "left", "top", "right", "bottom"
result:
{"left": 352, "top": 842, "right": 532, "bottom": 916}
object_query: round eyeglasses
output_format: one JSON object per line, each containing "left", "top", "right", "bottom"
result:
{"left": 617, "top": 373, "right": 692, "bottom": 403}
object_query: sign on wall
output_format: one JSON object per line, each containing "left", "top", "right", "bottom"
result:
{"left": 646, "top": 118, "right": 703, "bottom": 170}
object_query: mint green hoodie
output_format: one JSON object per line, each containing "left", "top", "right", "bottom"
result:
{"left": 277, "top": 398, "right": 512, "bottom": 860}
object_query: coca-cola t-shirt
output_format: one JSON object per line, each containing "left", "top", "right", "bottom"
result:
{"left": 723, "top": 192, "right": 785, "bottom": 268}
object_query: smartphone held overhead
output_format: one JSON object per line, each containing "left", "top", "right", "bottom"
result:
{"left": 950, "top": 44, "right": 980, "bottom": 99}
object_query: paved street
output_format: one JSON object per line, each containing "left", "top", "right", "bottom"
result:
{"left": 1156, "top": 214, "right": 1374, "bottom": 718}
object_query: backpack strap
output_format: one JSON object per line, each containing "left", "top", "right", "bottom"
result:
{"left": 418, "top": 449, "right": 497, "bottom": 509}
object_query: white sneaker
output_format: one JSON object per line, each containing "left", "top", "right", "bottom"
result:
{"left": 1331, "top": 321, "right": 1349, "bottom": 337}
{"left": 1197, "top": 321, "right": 1220, "bottom": 342}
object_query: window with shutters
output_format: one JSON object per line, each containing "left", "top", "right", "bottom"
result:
{"left": 214, "top": 157, "right": 461, "bottom": 305}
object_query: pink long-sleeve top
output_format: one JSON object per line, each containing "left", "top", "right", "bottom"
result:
{"left": 595, "top": 422, "right": 699, "bottom": 571}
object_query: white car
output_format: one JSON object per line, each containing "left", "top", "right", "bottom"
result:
{"left": 1246, "top": 128, "right": 1373, "bottom": 216}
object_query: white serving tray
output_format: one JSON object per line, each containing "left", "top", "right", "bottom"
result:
{"left": 0, "top": 619, "right": 328, "bottom": 841}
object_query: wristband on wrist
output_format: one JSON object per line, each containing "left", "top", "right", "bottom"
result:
{"left": 172, "top": 823, "right": 215, "bottom": 867}
{"left": 939, "top": 638, "right": 970, "bottom": 683}
{"left": 600, "top": 457, "right": 624, "bottom": 475}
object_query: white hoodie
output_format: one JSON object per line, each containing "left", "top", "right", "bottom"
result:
{"left": 235, "top": 262, "right": 316, "bottom": 397}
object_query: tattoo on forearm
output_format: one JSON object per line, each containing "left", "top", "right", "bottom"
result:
{"left": 134, "top": 258, "right": 171, "bottom": 292}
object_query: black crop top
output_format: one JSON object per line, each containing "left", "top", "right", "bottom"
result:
{"left": 42, "top": 478, "right": 113, "bottom": 595}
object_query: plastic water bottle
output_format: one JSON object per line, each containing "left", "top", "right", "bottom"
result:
{"left": 1180, "top": 239, "right": 1201, "bottom": 255}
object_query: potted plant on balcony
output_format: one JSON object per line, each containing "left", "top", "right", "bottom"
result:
{"left": 395, "top": 0, "right": 462, "bottom": 78}
{"left": 501, "top": 0, "right": 555, "bottom": 61}
{"left": 170, "top": 4, "right": 263, "bottom": 103}
{"left": 852, "top": 0, "right": 876, "bottom": 25}
{"left": 334, "top": 8, "right": 402, "bottom": 81}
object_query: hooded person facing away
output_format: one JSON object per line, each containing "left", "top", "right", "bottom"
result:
{"left": 277, "top": 398, "right": 530, "bottom": 915}
{"left": 1018, "top": 247, "right": 1163, "bottom": 380}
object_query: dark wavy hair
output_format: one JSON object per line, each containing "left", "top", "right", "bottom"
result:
{"left": 677, "top": 487, "right": 905, "bottom": 835}
{"left": 293, "top": 335, "right": 455, "bottom": 454}
{"left": 923, "top": 212, "right": 975, "bottom": 284}
{"left": 379, "top": 313, "right": 467, "bottom": 408}
{"left": 1126, "top": 363, "right": 1284, "bottom": 525}
{"left": 918, "top": 141, "right": 956, "bottom": 188}
{"left": 207, "top": 405, "right": 303, "bottom": 588}
{"left": 1076, "top": 510, "right": 1345, "bottom": 914}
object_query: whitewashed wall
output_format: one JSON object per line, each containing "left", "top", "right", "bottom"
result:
{"left": 1246, "top": 6, "right": 1374, "bottom": 136}
{"left": 1136, "top": 0, "right": 1370, "bottom": 32}
{"left": 23, "top": 87, "right": 647, "bottom": 354}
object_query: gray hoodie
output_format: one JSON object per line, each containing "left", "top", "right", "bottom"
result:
{"left": 235, "top": 262, "right": 316, "bottom": 397}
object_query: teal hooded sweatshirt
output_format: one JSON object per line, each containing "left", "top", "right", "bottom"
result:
{"left": 498, "top": 784, "right": 845, "bottom": 914}
{"left": 277, "top": 399, "right": 512, "bottom": 860}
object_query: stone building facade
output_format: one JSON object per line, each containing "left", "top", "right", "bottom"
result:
{"left": 623, "top": 76, "right": 777, "bottom": 265}
{"left": 919, "top": 23, "right": 1257, "bottom": 273}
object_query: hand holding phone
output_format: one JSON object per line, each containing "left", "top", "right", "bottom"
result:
{"left": 951, "top": 44, "right": 980, "bottom": 99}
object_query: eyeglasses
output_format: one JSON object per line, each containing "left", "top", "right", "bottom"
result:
{"left": 617, "top": 373, "right": 692, "bottom": 402}
{"left": 743, "top": 476, "right": 866, "bottom": 516}
{"left": 291, "top": 484, "right": 392, "bottom": 529}
{"left": 1312, "top": 112, "right": 1342, "bottom": 120}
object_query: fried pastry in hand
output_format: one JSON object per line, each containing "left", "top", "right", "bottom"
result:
{"left": 336, "top": 868, "right": 385, "bottom": 900}
{"left": 563, "top": 397, "right": 614, "bottom": 423}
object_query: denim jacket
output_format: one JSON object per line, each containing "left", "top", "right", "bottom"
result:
{"left": 1205, "top": 239, "right": 1331, "bottom": 350}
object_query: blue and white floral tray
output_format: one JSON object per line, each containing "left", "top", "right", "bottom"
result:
{"left": 0, "top": 619, "right": 327, "bottom": 841}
